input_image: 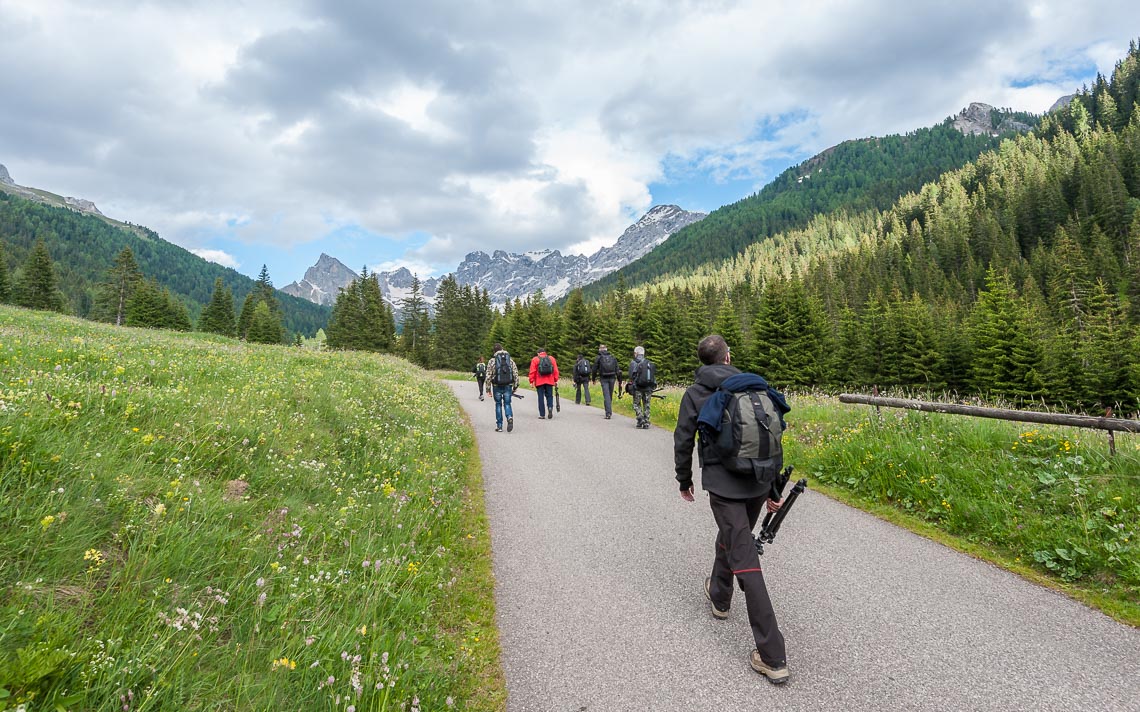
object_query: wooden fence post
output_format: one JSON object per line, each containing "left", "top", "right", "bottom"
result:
{"left": 1107, "top": 407, "right": 1116, "bottom": 456}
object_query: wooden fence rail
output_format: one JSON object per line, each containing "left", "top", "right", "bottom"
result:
{"left": 838, "top": 394, "right": 1140, "bottom": 454}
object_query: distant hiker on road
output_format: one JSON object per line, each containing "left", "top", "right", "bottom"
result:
{"left": 474, "top": 356, "right": 487, "bottom": 401}
{"left": 528, "top": 348, "right": 560, "bottom": 419}
{"left": 573, "top": 353, "right": 592, "bottom": 405}
{"left": 486, "top": 343, "right": 518, "bottom": 433}
{"left": 628, "top": 345, "right": 656, "bottom": 429}
{"left": 592, "top": 344, "right": 622, "bottom": 419}
{"left": 673, "top": 334, "right": 789, "bottom": 685}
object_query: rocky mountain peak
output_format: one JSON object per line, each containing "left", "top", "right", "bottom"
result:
{"left": 951, "top": 102, "right": 1033, "bottom": 137}
{"left": 0, "top": 163, "right": 13, "bottom": 186}
{"left": 286, "top": 205, "right": 705, "bottom": 310}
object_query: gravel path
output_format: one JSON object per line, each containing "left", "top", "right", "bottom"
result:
{"left": 448, "top": 380, "right": 1140, "bottom": 711}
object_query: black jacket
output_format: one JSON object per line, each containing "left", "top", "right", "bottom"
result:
{"left": 572, "top": 358, "right": 591, "bottom": 384}
{"left": 673, "top": 363, "right": 772, "bottom": 500}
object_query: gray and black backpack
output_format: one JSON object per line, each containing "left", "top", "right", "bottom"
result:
{"left": 702, "top": 388, "right": 784, "bottom": 485}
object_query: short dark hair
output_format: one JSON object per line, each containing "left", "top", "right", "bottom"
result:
{"left": 493, "top": 342, "right": 503, "bottom": 352}
{"left": 697, "top": 334, "right": 729, "bottom": 366}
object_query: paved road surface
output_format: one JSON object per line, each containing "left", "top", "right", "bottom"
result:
{"left": 448, "top": 380, "right": 1140, "bottom": 711}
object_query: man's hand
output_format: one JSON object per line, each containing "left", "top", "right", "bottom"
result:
{"left": 681, "top": 486, "right": 695, "bottom": 502}
{"left": 766, "top": 497, "right": 783, "bottom": 513}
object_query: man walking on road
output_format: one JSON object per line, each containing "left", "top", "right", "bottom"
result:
{"left": 573, "top": 353, "right": 592, "bottom": 405}
{"left": 673, "top": 334, "right": 789, "bottom": 684}
{"left": 592, "top": 344, "right": 622, "bottom": 419}
{"left": 628, "top": 345, "right": 656, "bottom": 429}
{"left": 473, "top": 356, "right": 487, "bottom": 401}
{"left": 486, "top": 343, "right": 518, "bottom": 433}
{"left": 528, "top": 348, "right": 559, "bottom": 419}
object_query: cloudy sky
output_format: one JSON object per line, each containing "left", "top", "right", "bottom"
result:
{"left": 2, "top": 1, "right": 1138, "bottom": 284}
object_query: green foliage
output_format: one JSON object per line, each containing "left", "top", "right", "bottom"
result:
{"left": 246, "top": 301, "right": 283, "bottom": 344}
{"left": 197, "top": 277, "right": 237, "bottom": 337}
{"left": 431, "top": 276, "right": 493, "bottom": 369}
{"left": 12, "top": 238, "right": 66, "bottom": 313}
{"left": 586, "top": 119, "right": 1034, "bottom": 297}
{"left": 0, "top": 192, "right": 328, "bottom": 333}
{"left": 0, "top": 306, "right": 502, "bottom": 710}
{"left": 0, "top": 240, "right": 11, "bottom": 303}
{"left": 91, "top": 247, "right": 143, "bottom": 326}
{"left": 785, "top": 397, "right": 1140, "bottom": 617}
{"left": 397, "top": 274, "right": 432, "bottom": 366}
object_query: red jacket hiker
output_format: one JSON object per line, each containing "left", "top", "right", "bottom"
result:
{"left": 528, "top": 351, "right": 560, "bottom": 387}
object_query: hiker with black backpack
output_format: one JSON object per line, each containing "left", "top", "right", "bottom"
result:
{"left": 673, "top": 334, "right": 792, "bottom": 685}
{"left": 572, "top": 354, "right": 592, "bottom": 405}
{"left": 486, "top": 343, "right": 518, "bottom": 433}
{"left": 527, "top": 348, "right": 560, "bottom": 419}
{"left": 591, "top": 344, "right": 622, "bottom": 419}
{"left": 628, "top": 345, "right": 656, "bottom": 429}
{"left": 473, "top": 356, "right": 487, "bottom": 401}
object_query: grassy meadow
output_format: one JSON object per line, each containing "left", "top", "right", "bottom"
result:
{"left": 526, "top": 378, "right": 1139, "bottom": 625}
{"left": 0, "top": 307, "right": 503, "bottom": 710}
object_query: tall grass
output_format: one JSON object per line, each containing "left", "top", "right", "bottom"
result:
{"left": 0, "top": 307, "right": 503, "bottom": 710}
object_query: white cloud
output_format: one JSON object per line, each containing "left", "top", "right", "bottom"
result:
{"left": 2, "top": 0, "right": 1139, "bottom": 281}
{"left": 189, "top": 248, "right": 240, "bottom": 269}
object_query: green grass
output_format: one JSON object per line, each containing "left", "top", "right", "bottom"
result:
{"left": 0, "top": 307, "right": 504, "bottom": 710}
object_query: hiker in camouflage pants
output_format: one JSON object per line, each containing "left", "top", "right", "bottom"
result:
{"left": 628, "top": 345, "right": 653, "bottom": 429}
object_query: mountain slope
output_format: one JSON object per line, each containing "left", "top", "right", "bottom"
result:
{"left": 0, "top": 187, "right": 329, "bottom": 335}
{"left": 583, "top": 105, "right": 1038, "bottom": 299}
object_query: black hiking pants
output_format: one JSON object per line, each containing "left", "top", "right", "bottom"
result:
{"left": 574, "top": 380, "right": 591, "bottom": 405}
{"left": 599, "top": 377, "right": 616, "bottom": 416}
{"left": 707, "top": 492, "right": 787, "bottom": 667}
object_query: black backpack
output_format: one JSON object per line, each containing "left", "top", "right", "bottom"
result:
{"left": 475, "top": 362, "right": 486, "bottom": 377}
{"left": 491, "top": 352, "right": 514, "bottom": 386}
{"left": 575, "top": 360, "right": 591, "bottom": 378}
{"left": 634, "top": 359, "right": 656, "bottom": 389}
{"left": 598, "top": 353, "right": 618, "bottom": 377}
{"left": 701, "top": 387, "right": 784, "bottom": 485}
{"left": 537, "top": 354, "right": 554, "bottom": 375}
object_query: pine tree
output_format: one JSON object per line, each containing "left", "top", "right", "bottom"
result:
{"left": 326, "top": 280, "right": 363, "bottom": 350}
{"left": 198, "top": 277, "right": 237, "bottom": 337}
{"left": 125, "top": 279, "right": 166, "bottom": 328}
{"left": 247, "top": 301, "right": 283, "bottom": 344}
{"left": 13, "top": 238, "right": 66, "bottom": 313}
{"left": 969, "top": 269, "right": 1021, "bottom": 397}
{"left": 0, "top": 241, "right": 10, "bottom": 303}
{"left": 399, "top": 274, "right": 432, "bottom": 366}
{"left": 164, "top": 288, "right": 193, "bottom": 332}
{"left": 561, "top": 288, "right": 595, "bottom": 357}
{"left": 1081, "top": 280, "right": 1131, "bottom": 409}
{"left": 92, "top": 246, "right": 143, "bottom": 325}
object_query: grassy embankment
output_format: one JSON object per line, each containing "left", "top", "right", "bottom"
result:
{"left": 0, "top": 307, "right": 504, "bottom": 711}
{"left": 446, "top": 370, "right": 1139, "bottom": 625}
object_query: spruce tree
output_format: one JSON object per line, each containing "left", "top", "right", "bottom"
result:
{"left": 198, "top": 277, "right": 237, "bottom": 337}
{"left": 125, "top": 279, "right": 166, "bottom": 328}
{"left": 13, "top": 238, "right": 66, "bottom": 313}
{"left": 93, "top": 246, "right": 143, "bottom": 325}
{"left": 0, "top": 241, "right": 10, "bottom": 303}
{"left": 1081, "top": 280, "right": 1131, "bottom": 409}
{"left": 561, "top": 288, "right": 595, "bottom": 358}
{"left": 399, "top": 274, "right": 432, "bottom": 366}
{"left": 247, "top": 301, "right": 283, "bottom": 344}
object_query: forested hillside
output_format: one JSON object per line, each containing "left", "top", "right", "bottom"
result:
{"left": 0, "top": 191, "right": 329, "bottom": 335}
{"left": 583, "top": 109, "right": 1037, "bottom": 298}
{"left": 446, "top": 43, "right": 1140, "bottom": 416}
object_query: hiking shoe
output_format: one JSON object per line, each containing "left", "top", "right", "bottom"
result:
{"left": 750, "top": 650, "right": 789, "bottom": 684}
{"left": 507, "top": 417, "right": 513, "bottom": 433}
{"left": 495, "top": 426, "right": 502, "bottom": 432}
{"left": 547, "top": 412, "right": 553, "bottom": 419}
{"left": 705, "top": 577, "right": 729, "bottom": 619}
{"left": 604, "top": 413, "right": 611, "bottom": 419}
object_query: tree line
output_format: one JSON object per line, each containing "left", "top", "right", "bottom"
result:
{"left": 0, "top": 237, "right": 289, "bottom": 345}
{"left": 0, "top": 191, "right": 329, "bottom": 334}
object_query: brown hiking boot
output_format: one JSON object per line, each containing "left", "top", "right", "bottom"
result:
{"left": 704, "top": 577, "right": 729, "bottom": 620}
{"left": 750, "top": 650, "right": 789, "bottom": 684}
